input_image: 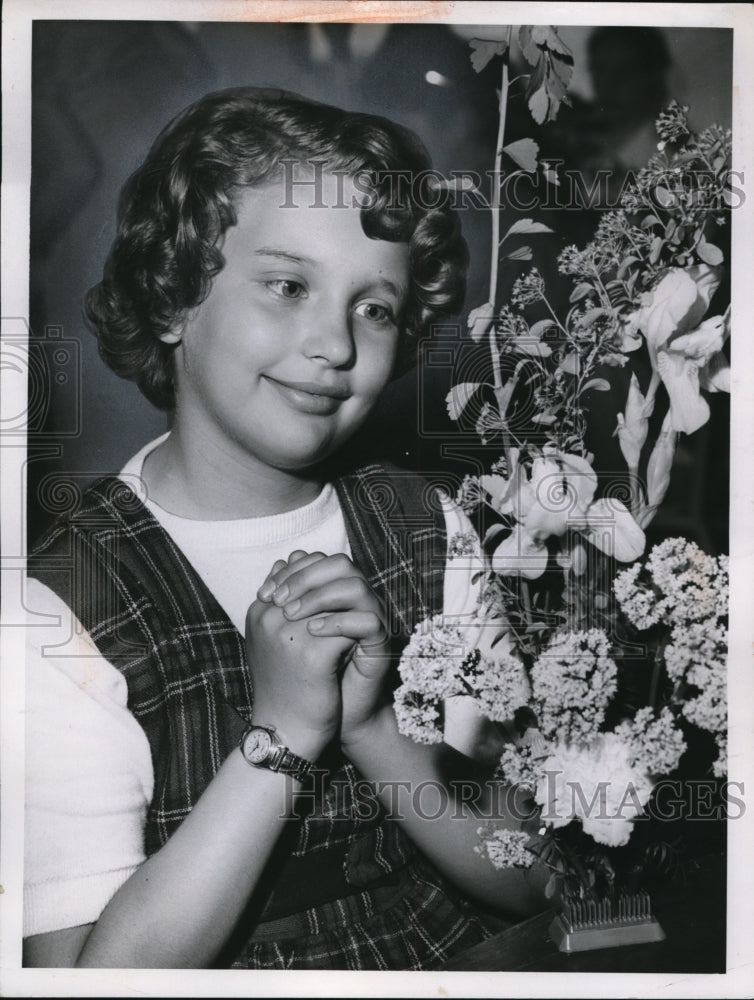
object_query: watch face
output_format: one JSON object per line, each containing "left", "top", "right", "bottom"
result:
{"left": 243, "top": 728, "right": 273, "bottom": 765}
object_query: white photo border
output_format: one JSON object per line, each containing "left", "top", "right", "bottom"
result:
{"left": 2, "top": 2, "right": 752, "bottom": 997}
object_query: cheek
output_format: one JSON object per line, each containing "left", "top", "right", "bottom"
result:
{"left": 359, "top": 333, "right": 400, "bottom": 387}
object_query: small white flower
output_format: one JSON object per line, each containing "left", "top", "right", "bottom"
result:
{"left": 613, "top": 562, "right": 660, "bottom": 629}
{"left": 531, "top": 630, "right": 618, "bottom": 744}
{"left": 665, "top": 621, "right": 727, "bottom": 683}
{"left": 614, "top": 707, "right": 687, "bottom": 776}
{"left": 475, "top": 825, "right": 535, "bottom": 869}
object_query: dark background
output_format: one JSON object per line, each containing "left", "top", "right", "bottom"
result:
{"left": 27, "top": 21, "right": 732, "bottom": 554}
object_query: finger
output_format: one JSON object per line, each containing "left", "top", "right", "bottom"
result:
{"left": 287, "top": 550, "right": 310, "bottom": 565}
{"left": 272, "top": 553, "right": 361, "bottom": 607}
{"left": 269, "top": 552, "right": 331, "bottom": 603}
{"left": 257, "top": 559, "right": 290, "bottom": 601}
{"left": 281, "top": 576, "right": 380, "bottom": 622}
{"left": 258, "top": 554, "right": 311, "bottom": 601}
{"left": 245, "top": 593, "right": 285, "bottom": 637}
{"left": 307, "top": 610, "right": 387, "bottom": 645}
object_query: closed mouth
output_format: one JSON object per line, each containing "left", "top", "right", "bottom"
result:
{"left": 265, "top": 377, "right": 350, "bottom": 400}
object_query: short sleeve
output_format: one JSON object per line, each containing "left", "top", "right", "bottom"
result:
{"left": 439, "top": 495, "right": 486, "bottom": 622}
{"left": 24, "top": 578, "right": 154, "bottom": 937}
{"left": 439, "top": 498, "right": 505, "bottom": 761}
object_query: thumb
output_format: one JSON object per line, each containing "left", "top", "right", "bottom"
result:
{"left": 351, "top": 637, "right": 392, "bottom": 680}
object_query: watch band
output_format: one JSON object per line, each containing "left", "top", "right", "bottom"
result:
{"left": 239, "top": 725, "right": 316, "bottom": 783}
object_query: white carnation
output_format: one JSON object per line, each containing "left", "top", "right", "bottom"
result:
{"left": 535, "top": 734, "right": 652, "bottom": 847}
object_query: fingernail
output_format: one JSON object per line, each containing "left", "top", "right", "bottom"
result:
{"left": 258, "top": 581, "right": 275, "bottom": 601}
{"left": 273, "top": 584, "right": 289, "bottom": 604}
{"left": 308, "top": 618, "right": 325, "bottom": 632}
{"left": 284, "top": 599, "right": 301, "bottom": 617}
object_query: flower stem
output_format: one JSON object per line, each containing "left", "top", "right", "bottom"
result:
{"left": 541, "top": 292, "right": 570, "bottom": 337}
{"left": 649, "top": 648, "right": 664, "bottom": 709}
{"left": 488, "top": 34, "right": 514, "bottom": 468}
{"left": 643, "top": 371, "right": 661, "bottom": 415}
{"left": 488, "top": 35, "right": 511, "bottom": 313}
{"left": 521, "top": 577, "right": 534, "bottom": 627}
{"left": 629, "top": 470, "right": 644, "bottom": 519}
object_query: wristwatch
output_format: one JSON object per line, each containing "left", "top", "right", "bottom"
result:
{"left": 239, "top": 724, "right": 316, "bottom": 783}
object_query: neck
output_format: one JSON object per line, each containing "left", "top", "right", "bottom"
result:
{"left": 141, "top": 420, "right": 324, "bottom": 519}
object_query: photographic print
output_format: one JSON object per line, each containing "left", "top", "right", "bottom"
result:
{"left": 1, "top": 2, "right": 752, "bottom": 997}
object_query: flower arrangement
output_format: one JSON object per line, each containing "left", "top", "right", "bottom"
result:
{"left": 396, "top": 27, "right": 731, "bottom": 903}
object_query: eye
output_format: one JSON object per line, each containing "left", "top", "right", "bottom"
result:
{"left": 354, "top": 301, "right": 395, "bottom": 324}
{"left": 266, "top": 279, "right": 307, "bottom": 300}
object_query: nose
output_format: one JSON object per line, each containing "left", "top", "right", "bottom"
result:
{"left": 300, "top": 299, "right": 355, "bottom": 368}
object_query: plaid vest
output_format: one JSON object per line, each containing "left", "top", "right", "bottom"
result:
{"left": 28, "top": 462, "right": 450, "bottom": 954}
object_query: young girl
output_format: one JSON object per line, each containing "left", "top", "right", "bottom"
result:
{"left": 24, "top": 87, "right": 546, "bottom": 970}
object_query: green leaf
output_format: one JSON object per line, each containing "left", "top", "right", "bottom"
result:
{"left": 527, "top": 78, "right": 550, "bottom": 125}
{"left": 503, "top": 137, "right": 540, "bottom": 173}
{"left": 483, "top": 524, "right": 507, "bottom": 548}
{"left": 654, "top": 185, "right": 675, "bottom": 208}
{"left": 445, "top": 382, "right": 482, "bottom": 420}
{"left": 532, "top": 411, "right": 558, "bottom": 424}
{"left": 649, "top": 235, "right": 664, "bottom": 264}
{"left": 527, "top": 56, "right": 573, "bottom": 124}
{"left": 569, "top": 282, "right": 593, "bottom": 303}
{"left": 696, "top": 240, "right": 724, "bottom": 266}
{"left": 601, "top": 352, "right": 629, "bottom": 367}
{"left": 558, "top": 352, "right": 580, "bottom": 375}
{"left": 581, "top": 378, "right": 611, "bottom": 392}
{"left": 531, "top": 25, "right": 572, "bottom": 57}
{"left": 616, "top": 256, "right": 639, "bottom": 279}
{"left": 505, "top": 246, "right": 533, "bottom": 261}
{"left": 517, "top": 25, "right": 539, "bottom": 65}
{"left": 469, "top": 37, "right": 508, "bottom": 73}
{"left": 549, "top": 52, "right": 573, "bottom": 94}
{"left": 433, "top": 174, "right": 479, "bottom": 194}
{"left": 514, "top": 337, "right": 552, "bottom": 358}
{"left": 490, "top": 630, "right": 511, "bottom": 648}
{"left": 578, "top": 307, "right": 608, "bottom": 327}
{"left": 502, "top": 218, "right": 554, "bottom": 239}
{"left": 542, "top": 165, "right": 560, "bottom": 186}
{"left": 641, "top": 214, "right": 662, "bottom": 229}
{"left": 529, "top": 318, "right": 556, "bottom": 338}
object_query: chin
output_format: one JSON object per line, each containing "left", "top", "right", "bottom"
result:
{"left": 262, "top": 440, "right": 341, "bottom": 474}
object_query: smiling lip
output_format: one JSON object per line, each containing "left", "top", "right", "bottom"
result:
{"left": 264, "top": 376, "right": 350, "bottom": 415}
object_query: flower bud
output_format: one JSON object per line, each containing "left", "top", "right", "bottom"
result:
{"left": 616, "top": 373, "right": 649, "bottom": 472}
{"left": 646, "top": 411, "right": 678, "bottom": 514}
{"left": 571, "top": 541, "right": 588, "bottom": 577}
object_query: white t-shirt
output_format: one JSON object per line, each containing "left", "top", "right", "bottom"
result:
{"left": 24, "top": 436, "right": 487, "bottom": 937}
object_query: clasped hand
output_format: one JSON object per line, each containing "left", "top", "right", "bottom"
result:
{"left": 245, "top": 551, "right": 391, "bottom": 760}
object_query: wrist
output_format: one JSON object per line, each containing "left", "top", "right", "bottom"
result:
{"left": 249, "top": 705, "right": 333, "bottom": 761}
{"left": 260, "top": 724, "right": 328, "bottom": 763}
{"left": 341, "top": 702, "right": 395, "bottom": 762}
{"left": 239, "top": 723, "right": 322, "bottom": 785}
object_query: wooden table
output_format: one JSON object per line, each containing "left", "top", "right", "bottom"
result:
{"left": 441, "top": 854, "right": 726, "bottom": 972}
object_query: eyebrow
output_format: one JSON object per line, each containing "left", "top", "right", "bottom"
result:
{"left": 254, "top": 247, "right": 318, "bottom": 266}
{"left": 371, "top": 277, "right": 407, "bottom": 301}
{"left": 255, "top": 247, "right": 407, "bottom": 301}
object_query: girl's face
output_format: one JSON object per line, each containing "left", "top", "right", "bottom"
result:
{"left": 167, "top": 172, "right": 409, "bottom": 476}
